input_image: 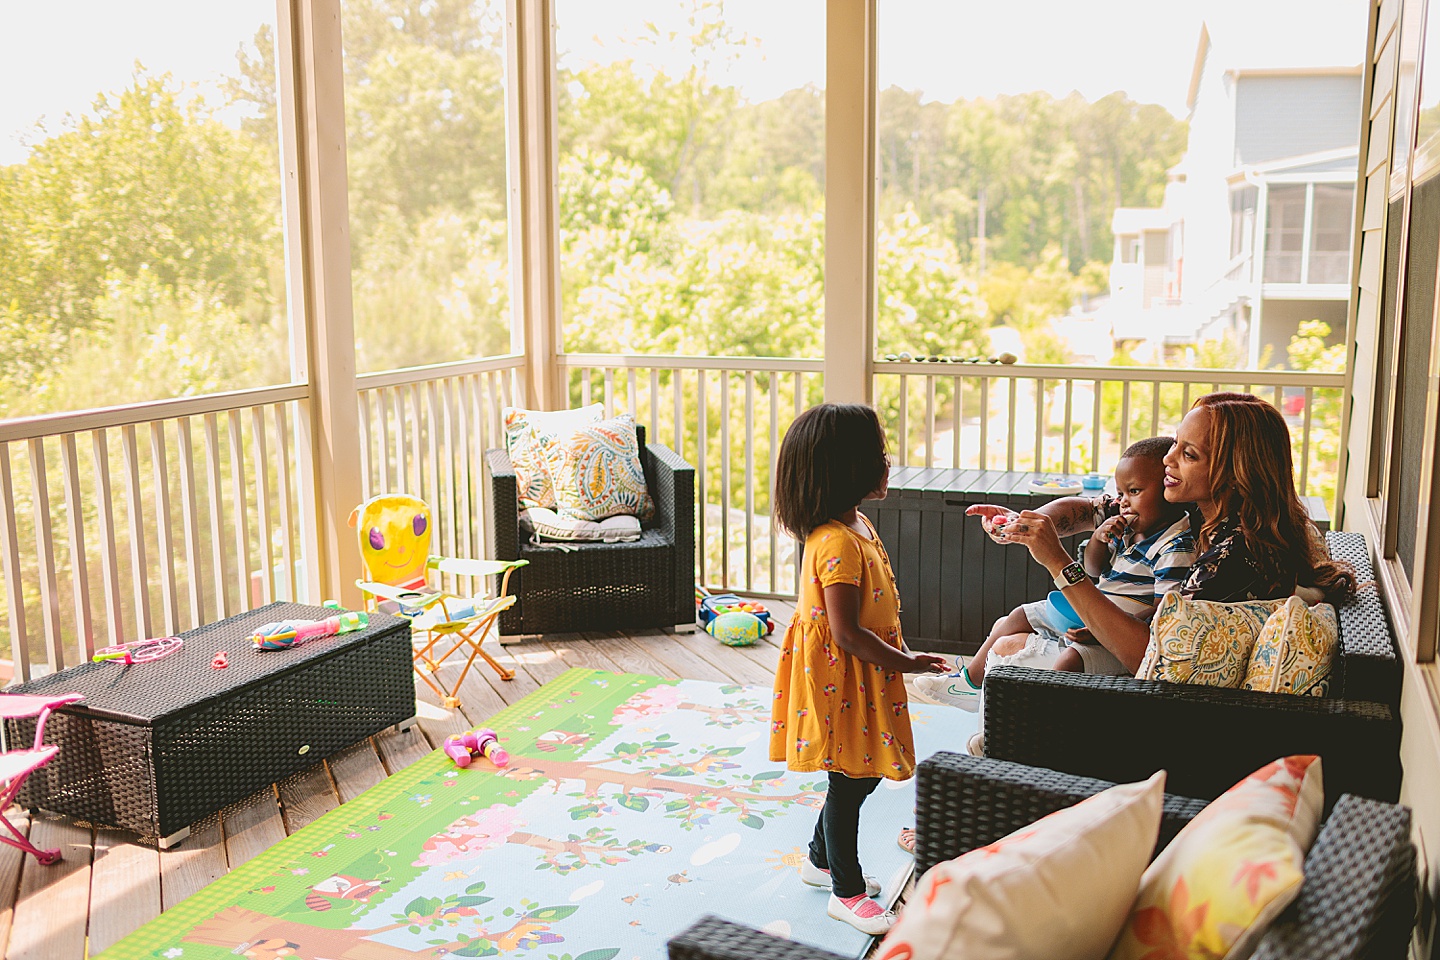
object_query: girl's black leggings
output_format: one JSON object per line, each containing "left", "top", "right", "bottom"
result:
{"left": 807, "top": 771, "right": 881, "bottom": 897}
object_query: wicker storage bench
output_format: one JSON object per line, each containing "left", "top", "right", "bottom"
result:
{"left": 669, "top": 753, "right": 1416, "bottom": 960}
{"left": 6, "top": 602, "right": 415, "bottom": 846}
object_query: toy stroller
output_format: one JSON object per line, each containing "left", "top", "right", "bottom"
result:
{"left": 0, "top": 693, "right": 84, "bottom": 864}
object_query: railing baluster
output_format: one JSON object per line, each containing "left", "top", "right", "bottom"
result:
{"left": 410, "top": 384, "right": 425, "bottom": 496}
{"left": 439, "top": 380, "right": 458, "bottom": 589}
{"left": 979, "top": 377, "right": 990, "bottom": 470}
{"left": 1091, "top": 379, "right": 1103, "bottom": 472}
{"left": 149, "top": 422, "right": 179, "bottom": 634}
{"left": 672, "top": 369, "right": 684, "bottom": 454}
{"left": 1119, "top": 381, "right": 1132, "bottom": 454}
{"left": 60, "top": 433, "right": 94, "bottom": 658}
{"left": 649, "top": 369, "right": 660, "bottom": 442}
{"left": 358, "top": 390, "right": 372, "bottom": 502}
{"left": 377, "top": 389, "right": 393, "bottom": 493}
{"left": 176, "top": 418, "right": 204, "bottom": 627}
{"left": 744, "top": 371, "right": 755, "bottom": 592}
{"left": 1062, "top": 380, "right": 1074, "bottom": 475}
{"left": 487, "top": 370, "right": 503, "bottom": 443}
{"left": 0, "top": 443, "right": 32, "bottom": 681}
{"left": 924, "top": 376, "right": 936, "bottom": 468}
{"left": 1034, "top": 379, "right": 1045, "bottom": 472}
{"left": 769, "top": 373, "right": 779, "bottom": 592}
{"left": 120, "top": 424, "right": 152, "bottom": 639}
{"left": 226, "top": 412, "right": 251, "bottom": 612}
{"left": 204, "top": 413, "right": 227, "bottom": 619}
{"left": 626, "top": 368, "right": 637, "bottom": 419}
{"left": 952, "top": 376, "right": 963, "bottom": 469}
{"left": 274, "top": 404, "right": 298, "bottom": 603}
{"left": 581, "top": 369, "right": 592, "bottom": 407}
{"left": 92, "top": 430, "right": 123, "bottom": 644}
{"left": 794, "top": 372, "right": 804, "bottom": 596}
{"left": 1183, "top": 382, "right": 1192, "bottom": 411}
{"left": 720, "top": 371, "right": 731, "bottom": 591}
{"left": 1006, "top": 378, "right": 1017, "bottom": 471}
{"left": 1300, "top": 386, "right": 1314, "bottom": 495}
{"left": 28, "top": 439, "right": 63, "bottom": 671}
{"left": 696, "top": 370, "right": 708, "bottom": 586}
{"left": 250, "top": 407, "right": 274, "bottom": 607}
{"left": 897, "top": 373, "right": 908, "bottom": 466}
{"left": 424, "top": 383, "right": 442, "bottom": 565}
{"left": 395, "top": 387, "right": 412, "bottom": 493}
{"left": 604, "top": 368, "right": 615, "bottom": 418}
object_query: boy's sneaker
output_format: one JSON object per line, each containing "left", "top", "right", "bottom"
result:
{"left": 911, "top": 663, "right": 982, "bottom": 711}
{"left": 827, "top": 893, "right": 896, "bottom": 935}
{"left": 799, "top": 859, "right": 880, "bottom": 896}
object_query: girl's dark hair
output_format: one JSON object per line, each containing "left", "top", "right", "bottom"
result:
{"left": 1192, "top": 392, "right": 1356, "bottom": 604}
{"left": 773, "top": 403, "right": 889, "bottom": 540}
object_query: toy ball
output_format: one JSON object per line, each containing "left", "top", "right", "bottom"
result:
{"left": 706, "top": 611, "right": 764, "bottom": 647}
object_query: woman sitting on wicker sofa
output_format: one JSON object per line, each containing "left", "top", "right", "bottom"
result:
{"left": 963, "top": 392, "right": 1355, "bottom": 680}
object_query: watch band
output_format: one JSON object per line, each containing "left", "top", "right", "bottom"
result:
{"left": 1053, "top": 561, "right": 1087, "bottom": 590}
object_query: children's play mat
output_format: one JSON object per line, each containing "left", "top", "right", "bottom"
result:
{"left": 98, "top": 668, "right": 978, "bottom": 960}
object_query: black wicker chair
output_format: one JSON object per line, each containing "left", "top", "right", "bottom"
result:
{"left": 980, "top": 531, "right": 1403, "bottom": 808}
{"left": 668, "top": 752, "right": 1417, "bottom": 960}
{"left": 486, "top": 424, "right": 695, "bottom": 635}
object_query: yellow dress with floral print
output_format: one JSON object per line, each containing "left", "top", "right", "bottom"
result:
{"left": 768, "top": 515, "right": 915, "bottom": 781}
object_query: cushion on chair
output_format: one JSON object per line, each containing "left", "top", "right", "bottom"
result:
{"left": 1135, "top": 592, "right": 1285, "bottom": 687}
{"left": 1241, "top": 596, "right": 1339, "bottom": 696}
{"left": 543, "top": 413, "right": 656, "bottom": 522}
{"left": 874, "top": 771, "right": 1165, "bottom": 960}
{"left": 502, "top": 403, "right": 604, "bottom": 508}
{"left": 520, "top": 506, "right": 642, "bottom": 542}
{"left": 1110, "top": 756, "right": 1323, "bottom": 960}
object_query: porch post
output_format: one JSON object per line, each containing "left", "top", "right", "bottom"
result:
{"left": 824, "top": 0, "right": 878, "bottom": 404}
{"left": 507, "top": 0, "right": 565, "bottom": 411}
{"left": 280, "top": 0, "right": 365, "bottom": 605}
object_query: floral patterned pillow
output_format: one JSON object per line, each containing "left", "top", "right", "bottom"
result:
{"left": 502, "top": 403, "right": 604, "bottom": 508}
{"left": 1242, "top": 596, "right": 1339, "bottom": 696}
{"left": 543, "top": 414, "right": 655, "bottom": 522}
{"left": 1136, "top": 592, "right": 1286, "bottom": 687}
{"left": 1110, "top": 756, "right": 1324, "bottom": 960}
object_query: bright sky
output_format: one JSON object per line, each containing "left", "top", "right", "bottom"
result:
{"left": 0, "top": 0, "right": 1368, "bottom": 166}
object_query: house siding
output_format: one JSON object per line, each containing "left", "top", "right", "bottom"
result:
{"left": 1234, "top": 74, "right": 1364, "bottom": 165}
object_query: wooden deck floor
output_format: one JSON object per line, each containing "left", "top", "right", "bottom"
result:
{"left": 0, "top": 599, "right": 816, "bottom": 959}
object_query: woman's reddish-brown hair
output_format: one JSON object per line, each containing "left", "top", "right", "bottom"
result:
{"left": 1193, "top": 392, "right": 1355, "bottom": 603}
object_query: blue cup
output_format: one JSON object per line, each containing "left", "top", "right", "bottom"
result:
{"left": 1046, "top": 590, "right": 1085, "bottom": 631}
{"left": 1081, "top": 473, "right": 1107, "bottom": 491}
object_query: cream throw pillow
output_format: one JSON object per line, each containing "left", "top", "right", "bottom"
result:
{"left": 874, "top": 771, "right": 1166, "bottom": 960}
{"left": 1110, "top": 756, "right": 1323, "bottom": 960}
{"left": 1241, "top": 596, "right": 1339, "bottom": 696}
{"left": 502, "top": 403, "right": 604, "bottom": 508}
{"left": 1136, "top": 592, "right": 1286, "bottom": 687}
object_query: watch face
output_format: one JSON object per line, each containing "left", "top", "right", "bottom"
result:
{"left": 1062, "top": 563, "right": 1086, "bottom": 585}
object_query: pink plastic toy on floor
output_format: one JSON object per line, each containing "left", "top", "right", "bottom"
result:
{"left": 0, "top": 692, "right": 85, "bottom": 864}
{"left": 443, "top": 728, "right": 509, "bottom": 768}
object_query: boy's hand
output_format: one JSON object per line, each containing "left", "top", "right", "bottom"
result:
{"left": 907, "top": 653, "right": 951, "bottom": 674}
{"left": 1065, "top": 627, "right": 1098, "bottom": 645}
{"left": 1095, "top": 514, "right": 1130, "bottom": 546}
{"left": 966, "top": 504, "right": 1020, "bottom": 543}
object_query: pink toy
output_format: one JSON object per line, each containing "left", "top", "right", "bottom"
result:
{"left": 92, "top": 636, "right": 183, "bottom": 665}
{"left": 251, "top": 610, "right": 368, "bottom": 651}
{"left": 444, "top": 728, "right": 509, "bottom": 769}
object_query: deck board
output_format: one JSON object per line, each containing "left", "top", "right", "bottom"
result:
{"left": 3, "top": 607, "right": 817, "bottom": 958}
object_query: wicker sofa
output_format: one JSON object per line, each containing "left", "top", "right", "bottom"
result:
{"left": 485, "top": 424, "right": 695, "bottom": 635}
{"left": 979, "top": 531, "right": 1402, "bottom": 808}
{"left": 668, "top": 752, "right": 1417, "bottom": 960}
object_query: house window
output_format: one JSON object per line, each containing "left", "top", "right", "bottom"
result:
{"left": 1263, "top": 184, "right": 1307, "bottom": 282}
{"left": 1308, "top": 184, "right": 1355, "bottom": 283}
{"left": 1229, "top": 186, "right": 1258, "bottom": 259}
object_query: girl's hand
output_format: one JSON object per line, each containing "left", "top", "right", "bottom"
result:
{"left": 995, "top": 510, "right": 1071, "bottom": 571}
{"left": 966, "top": 504, "right": 1020, "bottom": 543}
{"left": 907, "top": 653, "right": 951, "bottom": 674}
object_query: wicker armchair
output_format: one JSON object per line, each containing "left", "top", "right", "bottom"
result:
{"left": 980, "top": 531, "right": 1403, "bottom": 808}
{"left": 668, "top": 752, "right": 1417, "bottom": 960}
{"left": 486, "top": 425, "right": 695, "bottom": 635}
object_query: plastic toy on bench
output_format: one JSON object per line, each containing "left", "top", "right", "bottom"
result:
{"left": 251, "top": 609, "right": 368, "bottom": 650}
{"left": 350, "top": 494, "right": 527, "bottom": 708}
{"left": 0, "top": 692, "right": 85, "bottom": 864}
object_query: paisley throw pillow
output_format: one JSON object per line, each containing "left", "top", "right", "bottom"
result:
{"left": 544, "top": 414, "right": 655, "bottom": 522}
{"left": 1242, "top": 596, "right": 1339, "bottom": 696}
{"left": 502, "top": 403, "right": 604, "bottom": 508}
{"left": 1136, "top": 592, "right": 1286, "bottom": 687}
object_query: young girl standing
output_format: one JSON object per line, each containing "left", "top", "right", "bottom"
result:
{"left": 769, "top": 403, "right": 948, "bottom": 935}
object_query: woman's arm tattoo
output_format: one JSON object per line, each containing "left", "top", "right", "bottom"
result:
{"left": 1045, "top": 497, "right": 1099, "bottom": 536}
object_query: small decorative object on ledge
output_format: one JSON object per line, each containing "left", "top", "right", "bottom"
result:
{"left": 882, "top": 352, "right": 1019, "bottom": 364}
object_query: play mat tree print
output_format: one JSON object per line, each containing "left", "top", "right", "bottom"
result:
{"left": 101, "top": 668, "right": 971, "bottom": 960}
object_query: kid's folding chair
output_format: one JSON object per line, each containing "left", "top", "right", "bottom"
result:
{"left": 349, "top": 494, "right": 527, "bottom": 708}
{"left": 0, "top": 692, "right": 85, "bottom": 864}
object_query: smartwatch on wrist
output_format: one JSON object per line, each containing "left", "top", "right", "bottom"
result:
{"left": 1053, "top": 561, "right": 1087, "bottom": 590}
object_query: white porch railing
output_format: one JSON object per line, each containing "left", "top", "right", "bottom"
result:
{"left": 0, "top": 353, "right": 1344, "bottom": 678}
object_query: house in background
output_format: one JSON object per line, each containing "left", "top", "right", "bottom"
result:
{"left": 1103, "top": 23, "right": 1363, "bottom": 367}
